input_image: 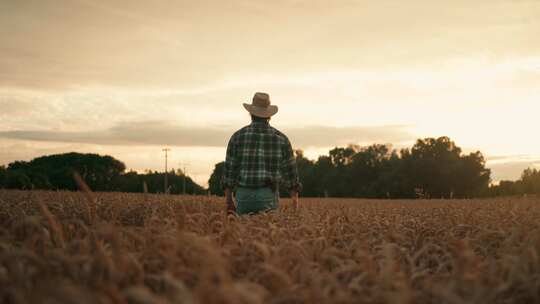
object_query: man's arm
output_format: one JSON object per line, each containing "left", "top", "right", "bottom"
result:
{"left": 290, "top": 189, "right": 299, "bottom": 209}
{"left": 281, "top": 137, "right": 302, "bottom": 208}
{"left": 225, "top": 188, "right": 236, "bottom": 214}
{"left": 222, "top": 135, "right": 238, "bottom": 213}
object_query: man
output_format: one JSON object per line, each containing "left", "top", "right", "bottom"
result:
{"left": 222, "top": 92, "right": 301, "bottom": 215}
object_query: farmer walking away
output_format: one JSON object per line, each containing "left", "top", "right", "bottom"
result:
{"left": 222, "top": 92, "right": 301, "bottom": 215}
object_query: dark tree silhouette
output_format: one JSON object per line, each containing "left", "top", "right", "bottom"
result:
{"left": 0, "top": 166, "right": 6, "bottom": 188}
{"left": 1, "top": 152, "right": 205, "bottom": 194}
{"left": 6, "top": 152, "right": 126, "bottom": 191}
{"left": 401, "top": 137, "right": 490, "bottom": 198}
{"left": 489, "top": 168, "right": 540, "bottom": 196}
{"left": 1, "top": 136, "right": 507, "bottom": 198}
{"left": 521, "top": 168, "right": 540, "bottom": 194}
{"left": 208, "top": 162, "right": 225, "bottom": 196}
{"left": 209, "top": 136, "right": 493, "bottom": 199}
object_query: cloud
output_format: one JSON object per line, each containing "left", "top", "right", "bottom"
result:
{"left": 0, "top": 98, "right": 34, "bottom": 115}
{"left": 485, "top": 154, "right": 540, "bottom": 181}
{"left": 286, "top": 125, "right": 413, "bottom": 147}
{"left": 2, "top": 0, "right": 539, "bottom": 90}
{"left": 0, "top": 121, "right": 413, "bottom": 148}
{"left": 488, "top": 161, "right": 540, "bottom": 182}
{"left": 486, "top": 154, "right": 540, "bottom": 164}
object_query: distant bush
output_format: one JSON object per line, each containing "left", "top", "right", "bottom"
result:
{"left": 1, "top": 152, "right": 205, "bottom": 194}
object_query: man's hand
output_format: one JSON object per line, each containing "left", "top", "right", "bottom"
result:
{"left": 291, "top": 190, "right": 299, "bottom": 210}
{"left": 227, "top": 204, "right": 236, "bottom": 215}
{"left": 225, "top": 188, "right": 236, "bottom": 215}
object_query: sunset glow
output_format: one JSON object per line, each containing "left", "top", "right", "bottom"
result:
{"left": 1, "top": 0, "right": 539, "bottom": 185}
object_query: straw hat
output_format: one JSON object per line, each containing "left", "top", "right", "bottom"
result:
{"left": 243, "top": 92, "right": 278, "bottom": 118}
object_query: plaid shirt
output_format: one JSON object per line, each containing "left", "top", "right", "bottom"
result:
{"left": 222, "top": 120, "right": 301, "bottom": 191}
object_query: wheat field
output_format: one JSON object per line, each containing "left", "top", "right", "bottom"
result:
{"left": 1, "top": 189, "right": 539, "bottom": 304}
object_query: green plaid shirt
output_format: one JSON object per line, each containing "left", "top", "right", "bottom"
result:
{"left": 222, "top": 120, "right": 301, "bottom": 191}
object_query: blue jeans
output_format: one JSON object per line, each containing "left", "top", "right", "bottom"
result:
{"left": 235, "top": 187, "right": 279, "bottom": 215}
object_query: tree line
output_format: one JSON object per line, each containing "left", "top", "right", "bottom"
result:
{"left": 489, "top": 168, "right": 540, "bottom": 197}
{"left": 2, "top": 138, "right": 538, "bottom": 198}
{"left": 0, "top": 152, "right": 206, "bottom": 195}
{"left": 209, "top": 136, "right": 540, "bottom": 198}
{"left": 209, "top": 136, "right": 491, "bottom": 198}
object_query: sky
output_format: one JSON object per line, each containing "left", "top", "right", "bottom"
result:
{"left": 1, "top": 0, "right": 540, "bottom": 186}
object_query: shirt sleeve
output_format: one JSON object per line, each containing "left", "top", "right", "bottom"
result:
{"left": 280, "top": 137, "right": 302, "bottom": 192}
{"left": 221, "top": 134, "right": 239, "bottom": 189}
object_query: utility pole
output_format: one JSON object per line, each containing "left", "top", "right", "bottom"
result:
{"left": 162, "top": 148, "right": 171, "bottom": 194}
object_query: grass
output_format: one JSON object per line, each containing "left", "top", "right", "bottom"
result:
{"left": 1, "top": 189, "right": 539, "bottom": 303}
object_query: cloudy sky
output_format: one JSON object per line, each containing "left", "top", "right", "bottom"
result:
{"left": 1, "top": 0, "right": 539, "bottom": 186}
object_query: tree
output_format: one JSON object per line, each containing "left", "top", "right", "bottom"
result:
{"left": 5, "top": 170, "right": 32, "bottom": 189}
{"left": 2, "top": 153, "right": 207, "bottom": 194}
{"left": 406, "top": 137, "right": 463, "bottom": 198}
{"left": 454, "top": 151, "right": 491, "bottom": 197}
{"left": 521, "top": 168, "right": 540, "bottom": 194}
{"left": 209, "top": 136, "right": 492, "bottom": 199}
{"left": 208, "top": 162, "right": 225, "bottom": 196}
{"left": 294, "top": 150, "right": 318, "bottom": 197}
{"left": 312, "top": 155, "right": 335, "bottom": 197}
{"left": 301, "top": 137, "right": 490, "bottom": 198}
{"left": 112, "top": 170, "right": 143, "bottom": 193}
{"left": 329, "top": 146, "right": 356, "bottom": 166}
{"left": 489, "top": 168, "right": 540, "bottom": 196}
{"left": 0, "top": 165, "right": 6, "bottom": 188}
{"left": 3, "top": 152, "right": 126, "bottom": 191}
{"left": 348, "top": 144, "right": 393, "bottom": 197}
{"left": 20, "top": 153, "right": 126, "bottom": 190}
{"left": 135, "top": 170, "right": 205, "bottom": 195}
{"left": 490, "top": 180, "right": 519, "bottom": 196}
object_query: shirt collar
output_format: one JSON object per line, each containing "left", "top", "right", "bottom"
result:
{"left": 250, "top": 120, "right": 270, "bottom": 127}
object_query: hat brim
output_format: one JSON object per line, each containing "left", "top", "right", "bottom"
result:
{"left": 243, "top": 103, "right": 278, "bottom": 118}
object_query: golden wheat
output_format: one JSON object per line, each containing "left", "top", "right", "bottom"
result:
{"left": 1, "top": 190, "right": 539, "bottom": 303}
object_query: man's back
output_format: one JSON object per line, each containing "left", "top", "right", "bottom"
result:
{"left": 222, "top": 119, "right": 300, "bottom": 191}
